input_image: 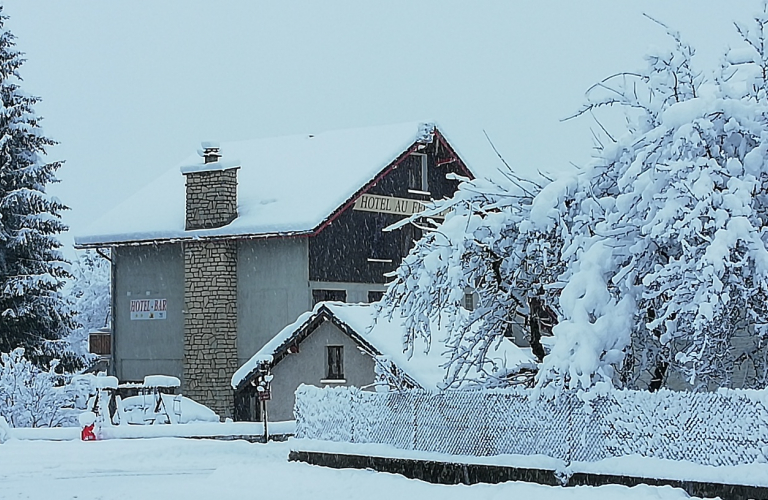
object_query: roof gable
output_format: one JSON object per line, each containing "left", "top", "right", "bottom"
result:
{"left": 75, "top": 121, "right": 469, "bottom": 248}
{"left": 231, "top": 303, "right": 389, "bottom": 392}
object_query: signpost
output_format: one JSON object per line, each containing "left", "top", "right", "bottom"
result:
{"left": 255, "top": 369, "right": 273, "bottom": 443}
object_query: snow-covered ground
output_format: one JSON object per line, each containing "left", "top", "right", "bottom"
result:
{"left": 0, "top": 437, "right": 698, "bottom": 500}
{"left": 8, "top": 420, "right": 296, "bottom": 441}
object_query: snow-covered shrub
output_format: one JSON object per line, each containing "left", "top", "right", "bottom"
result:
{"left": 294, "top": 384, "right": 356, "bottom": 442}
{"left": 0, "top": 348, "right": 74, "bottom": 427}
{"left": 0, "top": 415, "right": 9, "bottom": 443}
{"left": 66, "top": 249, "right": 110, "bottom": 360}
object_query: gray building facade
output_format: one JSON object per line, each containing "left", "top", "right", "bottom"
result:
{"left": 75, "top": 123, "right": 472, "bottom": 419}
{"left": 253, "top": 317, "right": 378, "bottom": 421}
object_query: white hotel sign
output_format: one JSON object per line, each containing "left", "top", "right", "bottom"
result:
{"left": 130, "top": 298, "right": 167, "bottom": 320}
{"left": 353, "top": 194, "right": 443, "bottom": 217}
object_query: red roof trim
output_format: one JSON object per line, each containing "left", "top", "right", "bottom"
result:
{"left": 309, "top": 143, "right": 419, "bottom": 237}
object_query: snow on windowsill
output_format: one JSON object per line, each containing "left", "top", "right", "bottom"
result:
{"left": 320, "top": 379, "right": 347, "bottom": 385}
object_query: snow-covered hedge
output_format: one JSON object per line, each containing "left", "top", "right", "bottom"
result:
{"left": 294, "top": 385, "right": 768, "bottom": 467}
{"left": 0, "top": 416, "right": 9, "bottom": 443}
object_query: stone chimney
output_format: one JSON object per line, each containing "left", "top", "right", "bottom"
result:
{"left": 181, "top": 142, "right": 240, "bottom": 231}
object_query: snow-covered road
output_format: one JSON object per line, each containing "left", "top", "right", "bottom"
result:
{"left": 0, "top": 438, "right": 696, "bottom": 499}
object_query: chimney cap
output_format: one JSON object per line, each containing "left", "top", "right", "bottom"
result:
{"left": 199, "top": 141, "right": 222, "bottom": 164}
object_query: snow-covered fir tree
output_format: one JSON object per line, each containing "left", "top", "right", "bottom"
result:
{"left": 380, "top": 7, "right": 768, "bottom": 393}
{"left": 0, "top": 8, "right": 77, "bottom": 371}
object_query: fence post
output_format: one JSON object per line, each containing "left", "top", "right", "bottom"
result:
{"left": 412, "top": 392, "right": 418, "bottom": 450}
{"left": 566, "top": 391, "right": 573, "bottom": 467}
{"left": 350, "top": 387, "right": 356, "bottom": 443}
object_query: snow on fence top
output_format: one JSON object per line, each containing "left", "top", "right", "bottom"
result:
{"left": 232, "top": 302, "right": 536, "bottom": 391}
{"left": 75, "top": 121, "right": 446, "bottom": 247}
{"left": 294, "top": 385, "right": 768, "bottom": 469}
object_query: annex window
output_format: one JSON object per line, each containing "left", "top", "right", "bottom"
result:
{"left": 312, "top": 289, "right": 347, "bottom": 306}
{"left": 326, "top": 346, "right": 344, "bottom": 380}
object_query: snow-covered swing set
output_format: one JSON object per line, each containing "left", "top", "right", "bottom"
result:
{"left": 79, "top": 375, "right": 185, "bottom": 439}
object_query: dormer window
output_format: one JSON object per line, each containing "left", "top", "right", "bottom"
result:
{"left": 409, "top": 153, "right": 428, "bottom": 192}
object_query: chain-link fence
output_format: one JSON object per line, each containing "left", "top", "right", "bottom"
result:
{"left": 294, "top": 386, "right": 768, "bottom": 466}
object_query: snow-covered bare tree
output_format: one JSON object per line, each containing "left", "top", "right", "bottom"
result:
{"left": 378, "top": 171, "right": 563, "bottom": 389}
{"left": 381, "top": 6, "right": 768, "bottom": 394}
{"left": 0, "top": 8, "right": 77, "bottom": 370}
{"left": 540, "top": 13, "right": 768, "bottom": 393}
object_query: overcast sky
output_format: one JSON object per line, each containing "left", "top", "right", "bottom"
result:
{"left": 1, "top": 1, "right": 756, "bottom": 254}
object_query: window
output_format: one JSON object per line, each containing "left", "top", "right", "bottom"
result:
{"left": 326, "top": 346, "right": 344, "bottom": 380}
{"left": 464, "top": 291, "right": 475, "bottom": 311}
{"left": 408, "top": 154, "right": 428, "bottom": 192}
{"left": 400, "top": 223, "right": 423, "bottom": 258}
{"left": 89, "top": 332, "right": 111, "bottom": 356}
{"left": 368, "top": 290, "right": 385, "bottom": 303}
{"left": 312, "top": 289, "right": 347, "bottom": 306}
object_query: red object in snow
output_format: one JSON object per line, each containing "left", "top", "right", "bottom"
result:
{"left": 81, "top": 423, "right": 96, "bottom": 441}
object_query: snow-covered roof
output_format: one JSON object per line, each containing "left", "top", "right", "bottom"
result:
{"left": 75, "top": 121, "right": 453, "bottom": 247}
{"left": 231, "top": 301, "right": 537, "bottom": 391}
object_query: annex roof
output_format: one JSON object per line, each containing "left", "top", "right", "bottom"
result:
{"left": 231, "top": 301, "right": 537, "bottom": 392}
{"left": 75, "top": 121, "right": 464, "bottom": 247}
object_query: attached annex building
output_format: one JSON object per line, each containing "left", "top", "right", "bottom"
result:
{"left": 75, "top": 122, "right": 472, "bottom": 418}
{"left": 231, "top": 301, "right": 537, "bottom": 421}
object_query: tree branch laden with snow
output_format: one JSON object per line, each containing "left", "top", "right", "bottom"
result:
{"left": 380, "top": 5, "right": 768, "bottom": 394}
